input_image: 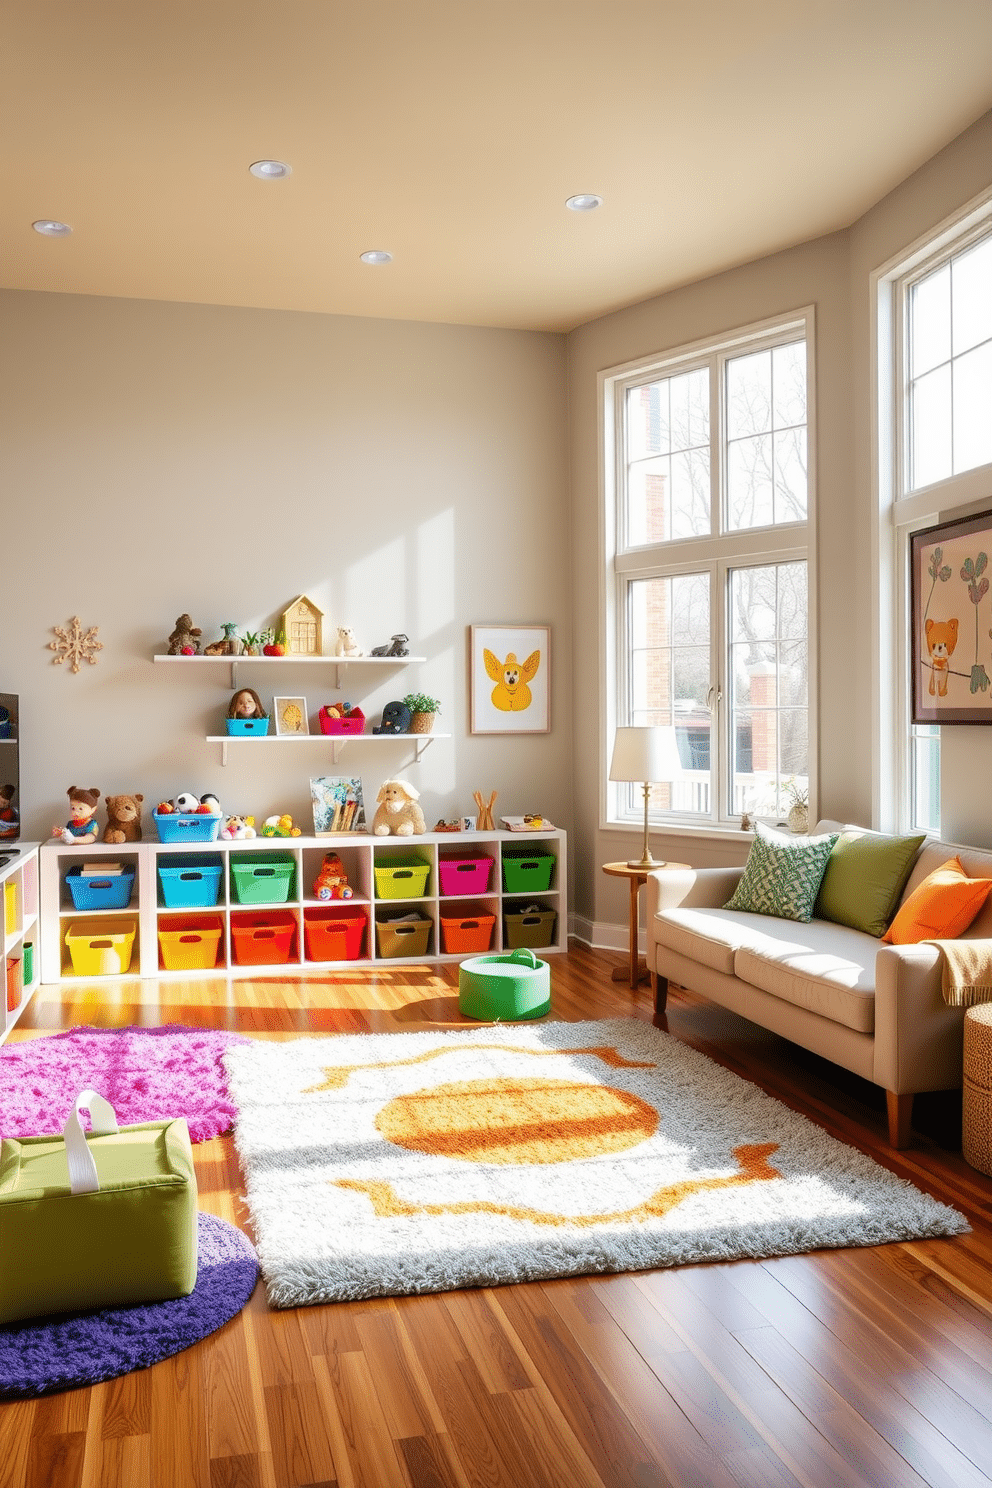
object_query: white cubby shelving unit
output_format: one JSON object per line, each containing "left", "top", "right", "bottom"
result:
{"left": 39, "top": 829, "right": 566, "bottom": 982}
{"left": 152, "top": 653, "right": 451, "bottom": 764}
{"left": 2, "top": 843, "right": 40, "bottom": 1042}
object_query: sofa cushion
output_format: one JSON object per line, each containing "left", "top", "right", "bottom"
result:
{"left": 881, "top": 855, "right": 992, "bottom": 945}
{"left": 733, "top": 918, "right": 881, "bottom": 1033}
{"left": 723, "top": 823, "right": 838, "bottom": 922}
{"left": 815, "top": 829, "right": 925, "bottom": 938}
{"left": 653, "top": 905, "right": 784, "bottom": 977}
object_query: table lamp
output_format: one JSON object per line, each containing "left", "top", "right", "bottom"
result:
{"left": 609, "top": 726, "right": 683, "bottom": 869}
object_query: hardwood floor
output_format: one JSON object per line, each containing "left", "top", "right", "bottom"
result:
{"left": 3, "top": 944, "right": 992, "bottom": 1488}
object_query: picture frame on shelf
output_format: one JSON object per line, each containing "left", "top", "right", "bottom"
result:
{"left": 311, "top": 776, "right": 366, "bottom": 835}
{"left": 470, "top": 625, "right": 550, "bottom": 734}
{"left": 910, "top": 507, "right": 992, "bottom": 724}
{"left": 274, "top": 696, "right": 309, "bottom": 735}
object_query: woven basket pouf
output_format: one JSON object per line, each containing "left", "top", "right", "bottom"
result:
{"left": 458, "top": 947, "right": 551, "bottom": 1021}
{"left": 963, "top": 1004, "right": 992, "bottom": 1175}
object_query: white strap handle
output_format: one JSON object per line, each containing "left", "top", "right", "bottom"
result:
{"left": 63, "top": 1089, "right": 120, "bottom": 1195}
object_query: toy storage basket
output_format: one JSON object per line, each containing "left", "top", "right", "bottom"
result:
{"left": 65, "top": 865, "right": 135, "bottom": 911}
{"left": 4, "top": 880, "right": 16, "bottom": 934}
{"left": 439, "top": 911, "right": 495, "bottom": 955}
{"left": 438, "top": 855, "right": 494, "bottom": 896}
{"left": 373, "top": 857, "right": 431, "bottom": 900}
{"left": 458, "top": 947, "right": 551, "bottom": 1022}
{"left": 157, "top": 915, "right": 224, "bottom": 971}
{"left": 231, "top": 856, "right": 296, "bottom": 904}
{"left": 503, "top": 905, "right": 557, "bottom": 949}
{"left": 502, "top": 849, "right": 556, "bottom": 894}
{"left": 153, "top": 811, "right": 222, "bottom": 844}
{"left": 303, "top": 906, "right": 367, "bottom": 961}
{"left": 65, "top": 920, "right": 136, "bottom": 976}
{"left": 158, "top": 858, "right": 223, "bottom": 908}
{"left": 226, "top": 717, "right": 269, "bottom": 736}
{"left": 230, "top": 911, "right": 297, "bottom": 965}
{"left": 6, "top": 954, "right": 22, "bottom": 1012}
{"left": 375, "top": 913, "right": 433, "bottom": 958}
{"left": 319, "top": 706, "right": 365, "bottom": 735}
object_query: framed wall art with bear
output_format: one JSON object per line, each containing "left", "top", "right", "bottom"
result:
{"left": 911, "top": 506, "right": 992, "bottom": 724}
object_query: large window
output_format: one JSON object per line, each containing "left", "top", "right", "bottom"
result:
{"left": 606, "top": 313, "right": 814, "bottom": 830}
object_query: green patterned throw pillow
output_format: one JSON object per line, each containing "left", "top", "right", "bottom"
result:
{"left": 724, "top": 822, "right": 839, "bottom": 922}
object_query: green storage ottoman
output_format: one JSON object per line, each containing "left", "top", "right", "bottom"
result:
{"left": 459, "top": 947, "right": 551, "bottom": 1021}
{"left": 0, "top": 1089, "right": 198, "bottom": 1325}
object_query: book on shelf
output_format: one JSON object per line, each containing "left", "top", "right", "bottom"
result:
{"left": 80, "top": 862, "right": 124, "bottom": 875}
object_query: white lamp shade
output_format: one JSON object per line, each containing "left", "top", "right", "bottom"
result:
{"left": 609, "top": 726, "right": 683, "bottom": 783}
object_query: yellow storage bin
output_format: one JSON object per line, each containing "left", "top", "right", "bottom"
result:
{"left": 4, "top": 881, "right": 16, "bottom": 936}
{"left": 65, "top": 920, "right": 137, "bottom": 976}
{"left": 158, "top": 915, "right": 224, "bottom": 971}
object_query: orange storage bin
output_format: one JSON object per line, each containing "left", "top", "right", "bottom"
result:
{"left": 439, "top": 912, "right": 496, "bottom": 955}
{"left": 231, "top": 910, "right": 297, "bottom": 966}
{"left": 303, "top": 906, "right": 367, "bottom": 962}
{"left": 157, "top": 914, "right": 224, "bottom": 971}
{"left": 6, "top": 954, "right": 22, "bottom": 1012}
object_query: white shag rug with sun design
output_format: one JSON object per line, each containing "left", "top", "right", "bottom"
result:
{"left": 223, "top": 1018, "right": 967, "bottom": 1308}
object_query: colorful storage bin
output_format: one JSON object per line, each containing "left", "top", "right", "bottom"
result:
{"left": 158, "top": 859, "right": 223, "bottom": 908}
{"left": 376, "top": 913, "right": 433, "bottom": 959}
{"left": 6, "top": 954, "right": 22, "bottom": 1012}
{"left": 318, "top": 706, "right": 365, "bottom": 735}
{"left": 4, "top": 881, "right": 16, "bottom": 934}
{"left": 153, "top": 811, "right": 222, "bottom": 843}
{"left": 503, "top": 905, "right": 557, "bottom": 949}
{"left": 231, "top": 911, "right": 297, "bottom": 965}
{"left": 440, "top": 911, "right": 496, "bottom": 954}
{"left": 65, "top": 920, "right": 136, "bottom": 976}
{"left": 502, "top": 849, "right": 556, "bottom": 894}
{"left": 458, "top": 947, "right": 551, "bottom": 1022}
{"left": 22, "top": 942, "right": 33, "bottom": 987}
{"left": 157, "top": 915, "right": 224, "bottom": 971}
{"left": 65, "top": 865, "right": 135, "bottom": 911}
{"left": 373, "top": 857, "right": 431, "bottom": 900}
{"left": 225, "top": 716, "right": 269, "bottom": 736}
{"left": 304, "top": 906, "right": 367, "bottom": 961}
{"left": 438, "top": 855, "right": 494, "bottom": 896}
{"left": 231, "top": 856, "right": 295, "bottom": 904}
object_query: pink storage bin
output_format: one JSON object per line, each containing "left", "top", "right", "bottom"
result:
{"left": 318, "top": 707, "right": 365, "bottom": 735}
{"left": 438, "top": 855, "right": 494, "bottom": 896}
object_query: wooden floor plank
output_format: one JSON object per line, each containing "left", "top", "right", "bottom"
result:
{"left": 4, "top": 947, "right": 992, "bottom": 1488}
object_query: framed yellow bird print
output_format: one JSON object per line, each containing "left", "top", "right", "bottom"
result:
{"left": 470, "top": 625, "right": 551, "bottom": 734}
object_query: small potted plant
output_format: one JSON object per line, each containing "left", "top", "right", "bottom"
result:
{"left": 241, "top": 631, "right": 261, "bottom": 656}
{"left": 783, "top": 778, "right": 809, "bottom": 834}
{"left": 402, "top": 692, "right": 441, "bottom": 735}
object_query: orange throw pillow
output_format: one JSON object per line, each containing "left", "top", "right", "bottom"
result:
{"left": 881, "top": 856, "right": 992, "bottom": 944}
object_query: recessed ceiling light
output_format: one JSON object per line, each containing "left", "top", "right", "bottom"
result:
{"left": 32, "top": 220, "right": 72, "bottom": 237}
{"left": 249, "top": 160, "right": 292, "bottom": 180}
{"left": 565, "top": 194, "right": 603, "bottom": 212}
{"left": 360, "top": 250, "right": 392, "bottom": 265}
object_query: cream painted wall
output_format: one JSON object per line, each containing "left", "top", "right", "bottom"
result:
{"left": 0, "top": 291, "right": 571, "bottom": 846}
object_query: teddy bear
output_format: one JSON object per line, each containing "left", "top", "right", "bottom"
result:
{"left": 167, "top": 615, "right": 202, "bottom": 655}
{"left": 925, "top": 617, "right": 959, "bottom": 697}
{"left": 373, "top": 779, "right": 426, "bottom": 836}
{"left": 103, "top": 793, "right": 144, "bottom": 844}
{"left": 334, "top": 625, "right": 363, "bottom": 658}
{"left": 312, "top": 851, "right": 354, "bottom": 899}
{"left": 221, "top": 814, "right": 256, "bottom": 839}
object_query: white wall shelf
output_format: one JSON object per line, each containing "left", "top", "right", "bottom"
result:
{"left": 153, "top": 653, "right": 426, "bottom": 690}
{"left": 1, "top": 843, "right": 40, "bottom": 1043}
{"left": 39, "top": 831, "right": 566, "bottom": 982}
{"left": 205, "top": 732, "right": 450, "bottom": 766}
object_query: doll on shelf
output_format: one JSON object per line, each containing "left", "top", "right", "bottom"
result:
{"left": 52, "top": 786, "right": 101, "bottom": 845}
{"left": 0, "top": 783, "right": 18, "bottom": 840}
{"left": 228, "top": 687, "right": 267, "bottom": 721}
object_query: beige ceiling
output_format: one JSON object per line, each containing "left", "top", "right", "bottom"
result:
{"left": 5, "top": 1, "right": 992, "bottom": 333}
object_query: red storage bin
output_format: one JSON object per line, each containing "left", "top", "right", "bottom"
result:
{"left": 439, "top": 912, "right": 496, "bottom": 954}
{"left": 319, "top": 706, "right": 365, "bottom": 735}
{"left": 231, "top": 911, "right": 297, "bottom": 965}
{"left": 438, "top": 855, "right": 494, "bottom": 896}
{"left": 304, "top": 906, "right": 367, "bottom": 961}
{"left": 6, "top": 954, "right": 23, "bottom": 1012}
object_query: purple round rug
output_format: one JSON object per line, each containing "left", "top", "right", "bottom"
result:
{"left": 0, "top": 1213, "right": 259, "bottom": 1399}
{"left": 0, "top": 1025, "right": 248, "bottom": 1143}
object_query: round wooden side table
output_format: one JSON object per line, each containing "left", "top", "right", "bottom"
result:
{"left": 963, "top": 1004, "right": 992, "bottom": 1175}
{"left": 602, "top": 861, "right": 690, "bottom": 988}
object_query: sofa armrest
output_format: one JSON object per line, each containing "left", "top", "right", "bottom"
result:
{"left": 872, "top": 943, "right": 965, "bottom": 1095}
{"left": 645, "top": 865, "right": 743, "bottom": 919}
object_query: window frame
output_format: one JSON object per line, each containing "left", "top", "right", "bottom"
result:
{"left": 600, "top": 307, "right": 817, "bottom": 835}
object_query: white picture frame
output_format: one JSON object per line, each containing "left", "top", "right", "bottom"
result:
{"left": 274, "top": 697, "right": 309, "bottom": 736}
{"left": 470, "top": 625, "right": 551, "bottom": 734}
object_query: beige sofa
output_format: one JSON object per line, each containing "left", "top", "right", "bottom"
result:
{"left": 646, "top": 822, "right": 992, "bottom": 1147}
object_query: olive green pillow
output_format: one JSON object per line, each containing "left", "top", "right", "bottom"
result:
{"left": 814, "top": 831, "right": 926, "bottom": 938}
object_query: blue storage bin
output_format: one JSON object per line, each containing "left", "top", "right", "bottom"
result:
{"left": 65, "top": 866, "right": 135, "bottom": 911}
{"left": 226, "top": 717, "right": 268, "bottom": 736}
{"left": 153, "top": 811, "right": 222, "bottom": 843}
{"left": 158, "top": 859, "right": 223, "bottom": 908}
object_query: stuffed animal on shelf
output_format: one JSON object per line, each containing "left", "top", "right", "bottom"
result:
{"left": 373, "top": 701, "right": 411, "bottom": 735}
{"left": 221, "top": 814, "right": 256, "bottom": 839}
{"left": 260, "top": 814, "right": 302, "bottom": 837}
{"left": 228, "top": 688, "right": 266, "bottom": 720}
{"left": 167, "top": 615, "right": 202, "bottom": 655}
{"left": 199, "top": 793, "right": 222, "bottom": 816}
{"left": 334, "top": 625, "right": 363, "bottom": 658}
{"left": 103, "top": 794, "right": 144, "bottom": 844}
{"left": 53, "top": 787, "right": 101, "bottom": 844}
{"left": 312, "top": 852, "right": 354, "bottom": 899}
{"left": 371, "top": 634, "right": 410, "bottom": 657}
{"left": 373, "top": 779, "right": 426, "bottom": 836}
{"left": 174, "top": 792, "right": 200, "bottom": 814}
{"left": 0, "top": 783, "right": 19, "bottom": 840}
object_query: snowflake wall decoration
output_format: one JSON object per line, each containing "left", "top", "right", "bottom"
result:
{"left": 50, "top": 616, "right": 103, "bottom": 673}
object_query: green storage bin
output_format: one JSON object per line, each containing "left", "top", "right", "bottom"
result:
{"left": 230, "top": 856, "right": 296, "bottom": 904}
{"left": 374, "top": 857, "right": 431, "bottom": 900}
{"left": 503, "top": 904, "right": 558, "bottom": 949}
{"left": 502, "top": 849, "right": 555, "bottom": 894}
{"left": 21, "top": 941, "right": 33, "bottom": 986}
{"left": 376, "top": 913, "right": 433, "bottom": 958}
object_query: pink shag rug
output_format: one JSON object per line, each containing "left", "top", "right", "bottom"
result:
{"left": 0, "top": 1025, "right": 248, "bottom": 1143}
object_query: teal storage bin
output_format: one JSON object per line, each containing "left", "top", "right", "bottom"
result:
{"left": 458, "top": 948, "right": 551, "bottom": 1021}
{"left": 158, "top": 858, "right": 223, "bottom": 908}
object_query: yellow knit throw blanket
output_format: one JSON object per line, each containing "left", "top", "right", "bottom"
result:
{"left": 928, "top": 939, "right": 992, "bottom": 1007}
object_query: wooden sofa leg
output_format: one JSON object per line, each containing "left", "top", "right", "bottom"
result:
{"left": 886, "top": 1091, "right": 913, "bottom": 1149}
{"left": 651, "top": 971, "right": 669, "bottom": 1016}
